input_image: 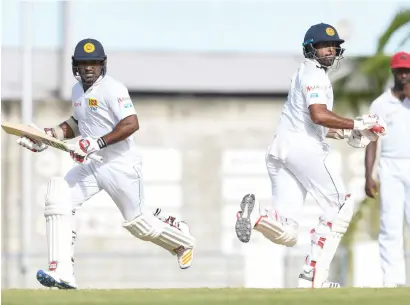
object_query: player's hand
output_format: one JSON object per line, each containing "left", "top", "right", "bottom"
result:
{"left": 17, "top": 136, "right": 48, "bottom": 152}
{"left": 365, "top": 177, "right": 378, "bottom": 198}
{"left": 70, "top": 137, "right": 101, "bottom": 164}
{"left": 353, "top": 114, "right": 387, "bottom": 136}
{"left": 16, "top": 124, "right": 54, "bottom": 152}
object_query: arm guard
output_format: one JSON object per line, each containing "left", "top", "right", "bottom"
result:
{"left": 52, "top": 116, "right": 80, "bottom": 140}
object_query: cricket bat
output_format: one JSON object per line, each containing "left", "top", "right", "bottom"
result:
{"left": 1, "top": 122, "right": 103, "bottom": 163}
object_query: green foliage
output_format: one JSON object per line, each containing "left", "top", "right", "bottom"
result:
{"left": 333, "top": 8, "right": 410, "bottom": 115}
{"left": 377, "top": 8, "right": 410, "bottom": 53}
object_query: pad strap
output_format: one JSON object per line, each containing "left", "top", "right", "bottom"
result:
{"left": 254, "top": 210, "right": 298, "bottom": 247}
{"left": 123, "top": 214, "right": 195, "bottom": 255}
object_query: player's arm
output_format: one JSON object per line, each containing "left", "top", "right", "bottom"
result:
{"left": 364, "top": 101, "right": 381, "bottom": 197}
{"left": 96, "top": 84, "right": 139, "bottom": 148}
{"left": 364, "top": 139, "right": 379, "bottom": 198}
{"left": 309, "top": 104, "right": 354, "bottom": 130}
{"left": 365, "top": 139, "right": 378, "bottom": 180}
{"left": 47, "top": 116, "right": 80, "bottom": 140}
{"left": 303, "top": 76, "right": 355, "bottom": 130}
{"left": 305, "top": 81, "right": 386, "bottom": 135}
{"left": 100, "top": 114, "right": 139, "bottom": 147}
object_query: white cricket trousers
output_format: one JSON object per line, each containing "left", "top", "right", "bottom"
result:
{"left": 265, "top": 134, "right": 347, "bottom": 224}
{"left": 64, "top": 155, "right": 144, "bottom": 222}
{"left": 378, "top": 157, "right": 410, "bottom": 286}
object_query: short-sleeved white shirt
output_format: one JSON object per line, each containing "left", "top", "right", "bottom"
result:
{"left": 276, "top": 59, "right": 334, "bottom": 143}
{"left": 369, "top": 90, "right": 410, "bottom": 158}
{"left": 71, "top": 75, "right": 140, "bottom": 161}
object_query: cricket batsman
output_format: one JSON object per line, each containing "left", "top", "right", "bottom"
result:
{"left": 17, "top": 38, "right": 195, "bottom": 289}
{"left": 234, "top": 23, "right": 387, "bottom": 288}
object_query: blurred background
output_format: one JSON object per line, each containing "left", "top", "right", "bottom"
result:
{"left": 1, "top": 0, "right": 410, "bottom": 289}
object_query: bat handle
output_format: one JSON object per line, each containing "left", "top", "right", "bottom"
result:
{"left": 65, "top": 144, "right": 103, "bottom": 163}
{"left": 88, "top": 153, "right": 104, "bottom": 163}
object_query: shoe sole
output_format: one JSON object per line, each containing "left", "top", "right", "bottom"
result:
{"left": 178, "top": 248, "right": 193, "bottom": 270}
{"left": 235, "top": 194, "right": 255, "bottom": 243}
{"left": 36, "top": 270, "right": 76, "bottom": 289}
{"left": 36, "top": 270, "right": 57, "bottom": 288}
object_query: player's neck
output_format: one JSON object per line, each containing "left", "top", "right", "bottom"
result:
{"left": 82, "top": 75, "right": 104, "bottom": 92}
{"left": 83, "top": 85, "right": 91, "bottom": 92}
{"left": 391, "top": 88, "right": 405, "bottom": 101}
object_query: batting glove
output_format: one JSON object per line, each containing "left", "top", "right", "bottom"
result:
{"left": 70, "top": 137, "right": 106, "bottom": 164}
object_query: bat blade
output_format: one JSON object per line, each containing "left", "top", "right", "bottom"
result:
{"left": 1, "top": 122, "right": 103, "bottom": 163}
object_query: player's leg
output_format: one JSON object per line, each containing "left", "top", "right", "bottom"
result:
{"left": 404, "top": 165, "right": 410, "bottom": 287}
{"left": 235, "top": 153, "right": 302, "bottom": 247}
{"left": 98, "top": 160, "right": 195, "bottom": 269}
{"left": 37, "top": 164, "right": 101, "bottom": 289}
{"left": 379, "top": 159, "right": 406, "bottom": 287}
{"left": 285, "top": 144, "right": 353, "bottom": 288}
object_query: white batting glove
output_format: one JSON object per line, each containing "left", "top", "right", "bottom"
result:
{"left": 70, "top": 137, "right": 104, "bottom": 164}
{"left": 327, "top": 129, "right": 351, "bottom": 140}
{"left": 16, "top": 124, "right": 54, "bottom": 152}
{"left": 353, "top": 114, "right": 387, "bottom": 135}
{"left": 347, "top": 130, "right": 371, "bottom": 148}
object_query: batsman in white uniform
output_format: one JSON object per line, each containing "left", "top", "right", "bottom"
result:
{"left": 365, "top": 52, "right": 410, "bottom": 287}
{"left": 234, "top": 23, "right": 387, "bottom": 288}
{"left": 17, "top": 38, "right": 195, "bottom": 289}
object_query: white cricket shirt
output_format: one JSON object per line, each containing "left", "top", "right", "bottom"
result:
{"left": 71, "top": 75, "right": 140, "bottom": 161}
{"left": 276, "top": 59, "right": 334, "bottom": 143}
{"left": 369, "top": 90, "right": 410, "bottom": 158}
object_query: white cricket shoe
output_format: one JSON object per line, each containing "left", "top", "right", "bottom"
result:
{"left": 298, "top": 270, "right": 340, "bottom": 288}
{"left": 153, "top": 208, "right": 194, "bottom": 269}
{"left": 235, "top": 194, "right": 260, "bottom": 243}
{"left": 36, "top": 269, "right": 77, "bottom": 289}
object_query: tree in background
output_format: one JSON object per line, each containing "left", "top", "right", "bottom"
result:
{"left": 333, "top": 8, "right": 410, "bottom": 115}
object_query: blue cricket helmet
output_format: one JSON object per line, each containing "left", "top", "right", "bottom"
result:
{"left": 302, "top": 23, "right": 345, "bottom": 68}
{"left": 72, "top": 38, "right": 107, "bottom": 84}
{"left": 303, "top": 23, "right": 345, "bottom": 47}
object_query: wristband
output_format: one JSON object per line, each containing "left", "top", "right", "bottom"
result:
{"left": 97, "top": 137, "right": 107, "bottom": 149}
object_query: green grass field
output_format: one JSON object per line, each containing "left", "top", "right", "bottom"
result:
{"left": 2, "top": 288, "right": 410, "bottom": 305}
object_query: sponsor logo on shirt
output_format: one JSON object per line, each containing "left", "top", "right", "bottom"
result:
{"left": 306, "top": 85, "right": 320, "bottom": 92}
{"left": 306, "top": 85, "right": 332, "bottom": 91}
{"left": 118, "top": 97, "right": 133, "bottom": 109}
{"left": 117, "top": 97, "right": 131, "bottom": 104}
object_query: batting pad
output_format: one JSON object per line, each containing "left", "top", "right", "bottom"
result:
{"left": 254, "top": 212, "right": 298, "bottom": 247}
{"left": 309, "top": 195, "right": 355, "bottom": 287}
{"left": 123, "top": 214, "right": 195, "bottom": 254}
{"left": 44, "top": 177, "right": 74, "bottom": 277}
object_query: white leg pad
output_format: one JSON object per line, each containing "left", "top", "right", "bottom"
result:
{"left": 305, "top": 194, "right": 355, "bottom": 288}
{"left": 44, "top": 177, "right": 73, "bottom": 279}
{"left": 254, "top": 210, "right": 299, "bottom": 247}
{"left": 123, "top": 214, "right": 195, "bottom": 254}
